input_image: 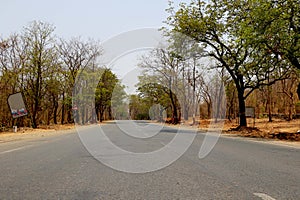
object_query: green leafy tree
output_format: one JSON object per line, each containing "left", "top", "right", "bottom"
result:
{"left": 236, "top": 0, "right": 300, "bottom": 99}
{"left": 138, "top": 48, "right": 183, "bottom": 124}
{"left": 111, "top": 82, "right": 127, "bottom": 120}
{"left": 166, "top": 0, "right": 290, "bottom": 127}
{"left": 57, "top": 37, "right": 101, "bottom": 123}
{"left": 129, "top": 94, "right": 151, "bottom": 120}
{"left": 136, "top": 81, "right": 176, "bottom": 122}
{"left": 95, "top": 68, "right": 126, "bottom": 122}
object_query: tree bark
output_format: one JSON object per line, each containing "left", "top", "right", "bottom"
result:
{"left": 297, "top": 83, "right": 300, "bottom": 100}
{"left": 207, "top": 102, "right": 211, "bottom": 119}
{"left": 183, "top": 106, "right": 189, "bottom": 121}
{"left": 238, "top": 90, "right": 247, "bottom": 127}
{"left": 53, "top": 94, "right": 58, "bottom": 124}
{"left": 169, "top": 89, "right": 179, "bottom": 124}
{"left": 61, "top": 93, "right": 65, "bottom": 125}
{"left": 99, "top": 105, "right": 104, "bottom": 122}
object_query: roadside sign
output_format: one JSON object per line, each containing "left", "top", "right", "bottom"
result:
{"left": 245, "top": 107, "right": 255, "bottom": 118}
{"left": 245, "top": 106, "right": 255, "bottom": 127}
{"left": 7, "top": 93, "right": 28, "bottom": 119}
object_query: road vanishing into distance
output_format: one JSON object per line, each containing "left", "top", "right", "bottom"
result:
{"left": 0, "top": 121, "right": 299, "bottom": 199}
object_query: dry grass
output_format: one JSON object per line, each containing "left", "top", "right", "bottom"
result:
{"left": 1, "top": 119, "right": 300, "bottom": 142}
{"left": 0, "top": 124, "right": 75, "bottom": 143}
{"left": 221, "top": 118, "right": 299, "bottom": 141}
{"left": 179, "top": 118, "right": 300, "bottom": 141}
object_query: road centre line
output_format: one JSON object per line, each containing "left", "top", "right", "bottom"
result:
{"left": 0, "top": 145, "right": 34, "bottom": 155}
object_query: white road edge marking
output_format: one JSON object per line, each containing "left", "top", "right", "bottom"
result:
{"left": 253, "top": 193, "right": 276, "bottom": 200}
{"left": 0, "top": 145, "right": 33, "bottom": 155}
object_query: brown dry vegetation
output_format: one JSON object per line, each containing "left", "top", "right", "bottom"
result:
{"left": 1, "top": 119, "right": 300, "bottom": 143}
{"left": 196, "top": 118, "right": 300, "bottom": 141}
{"left": 0, "top": 124, "right": 75, "bottom": 143}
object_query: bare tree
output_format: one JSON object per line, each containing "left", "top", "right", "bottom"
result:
{"left": 57, "top": 37, "right": 102, "bottom": 124}
{"left": 21, "top": 21, "right": 58, "bottom": 128}
{"left": 139, "top": 48, "right": 182, "bottom": 124}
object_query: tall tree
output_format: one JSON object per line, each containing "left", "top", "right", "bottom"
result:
{"left": 22, "top": 21, "right": 57, "bottom": 128}
{"left": 139, "top": 48, "right": 183, "bottom": 124}
{"left": 95, "top": 68, "right": 126, "bottom": 122}
{"left": 167, "top": 32, "right": 205, "bottom": 122}
{"left": 166, "top": 0, "right": 290, "bottom": 127}
{"left": 237, "top": 0, "right": 300, "bottom": 99}
{"left": 57, "top": 37, "right": 101, "bottom": 123}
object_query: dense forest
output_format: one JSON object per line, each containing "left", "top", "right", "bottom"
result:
{"left": 1, "top": 0, "right": 299, "bottom": 129}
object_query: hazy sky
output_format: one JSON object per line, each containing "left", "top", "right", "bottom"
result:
{"left": 1, "top": 0, "right": 185, "bottom": 40}
{"left": 1, "top": 0, "right": 188, "bottom": 94}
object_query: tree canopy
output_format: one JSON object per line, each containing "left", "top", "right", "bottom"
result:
{"left": 165, "top": 0, "right": 298, "bottom": 127}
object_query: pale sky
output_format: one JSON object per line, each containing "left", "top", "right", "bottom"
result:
{"left": 0, "top": 0, "right": 189, "bottom": 94}
{"left": 1, "top": 0, "right": 185, "bottom": 41}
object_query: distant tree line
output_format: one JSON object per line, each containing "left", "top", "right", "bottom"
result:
{"left": 0, "top": 21, "right": 126, "bottom": 128}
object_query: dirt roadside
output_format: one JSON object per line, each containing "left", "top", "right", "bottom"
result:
{"left": 0, "top": 122, "right": 111, "bottom": 143}
{"left": 199, "top": 118, "right": 300, "bottom": 141}
{"left": 1, "top": 120, "right": 299, "bottom": 148}
{"left": 163, "top": 118, "right": 300, "bottom": 148}
{"left": 0, "top": 124, "right": 76, "bottom": 143}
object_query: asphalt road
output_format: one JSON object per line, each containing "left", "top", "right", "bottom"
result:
{"left": 0, "top": 121, "right": 299, "bottom": 200}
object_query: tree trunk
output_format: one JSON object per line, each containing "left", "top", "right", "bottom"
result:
{"left": 268, "top": 104, "right": 272, "bottom": 122}
{"left": 53, "top": 105, "right": 58, "bottom": 124}
{"left": 61, "top": 93, "right": 65, "bottom": 125}
{"left": 85, "top": 107, "right": 89, "bottom": 123}
{"left": 108, "top": 106, "right": 112, "bottom": 120}
{"left": 53, "top": 95, "right": 58, "bottom": 124}
{"left": 159, "top": 107, "right": 164, "bottom": 122}
{"left": 183, "top": 106, "right": 189, "bottom": 121}
{"left": 67, "top": 106, "right": 72, "bottom": 123}
{"left": 178, "top": 106, "right": 181, "bottom": 123}
{"left": 91, "top": 108, "right": 96, "bottom": 123}
{"left": 32, "top": 81, "right": 40, "bottom": 128}
{"left": 297, "top": 83, "right": 300, "bottom": 100}
{"left": 95, "top": 107, "right": 100, "bottom": 121}
{"left": 238, "top": 90, "right": 247, "bottom": 127}
{"left": 47, "top": 110, "right": 50, "bottom": 125}
{"left": 32, "top": 105, "right": 38, "bottom": 128}
{"left": 267, "top": 85, "right": 272, "bottom": 122}
{"left": 97, "top": 109, "right": 100, "bottom": 122}
{"left": 81, "top": 105, "right": 85, "bottom": 125}
{"left": 215, "top": 83, "right": 224, "bottom": 123}
{"left": 207, "top": 102, "right": 211, "bottom": 119}
{"left": 99, "top": 106, "right": 104, "bottom": 122}
{"left": 169, "top": 89, "right": 179, "bottom": 124}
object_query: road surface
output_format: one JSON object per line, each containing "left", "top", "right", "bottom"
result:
{"left": 0, "top": 121, "right": 299, "bottom": 199}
